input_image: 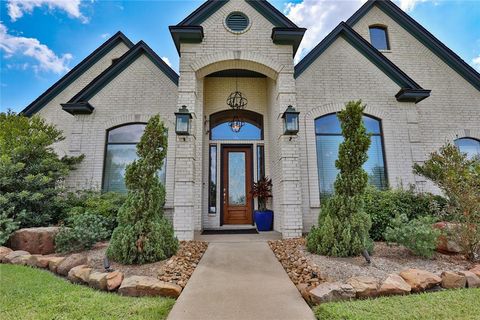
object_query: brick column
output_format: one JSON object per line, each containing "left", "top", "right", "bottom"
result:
{"left": 276, "top": 72, "right": 303, "bottom": 238}
{"left": 173, "top": 133, "right": 196, "bottom": 240}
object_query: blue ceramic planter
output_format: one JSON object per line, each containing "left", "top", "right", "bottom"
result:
{"left": 254, "top": 210, "right": 273, "bottom": 231}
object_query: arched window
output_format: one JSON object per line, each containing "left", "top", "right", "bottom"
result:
{"left": 210, "top": 110, "right": 263, "bottom": 140}
{"left": 454, "top": 137, "right": 480, "bottom": 159}
{"left": 369, "top": 25, "right": 390, "bottom": 50}
{"left": 315, "top": 114, "right": 387, "bottom": 198}
{"left": 103, "top": 123, "right": 166, "bottom": 192}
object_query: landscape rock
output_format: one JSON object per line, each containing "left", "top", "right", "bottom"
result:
{"left": 48, "top": 257, "right": 65, "bottom": 272}
{"left": 106, "top": 271, "right": 124, "bottom": 291}
{"left": 67, "top": 265, "right": 92, "bottom": 283}
{"left": 25, "top": 254, "right": 43, "bottom": 267}
{"left": 8, "top": 227, "right": 60, "bottom": 255}
{"left": 2, "top": 250, "right": 30, "bottom": 264}
{"left": 458, "top": 271, "right": 480, "bottom": 288}
{"left": 441, "top": 271, "right": 466, "bottom": 289}
{"left": 119, "top": 275, "right": 182, "bottom": 298}
{"left": 469, "top": 265, "right": 480, "bottom": 278}
{"left": 296, "top": 283, "right": 312, "bottom": 302}
{"left": 33, "top": 256, "right": 58, "bottom": 268}
{"left": 347, "top": 276, "right": 379, "bottom": 298}
{"left": 378, "top": 274, "right": 411, "bottom": 296}
{"left": 157, "top": 241, "right": 208, "bottom": 289}
{"left": 56, "top": 254, "right": 87, "bottom": 276}
{"left": 0, "top": 246, "right": 13, "bottom": 260}
{"left": 88, "top": 272, "right": 108, "bottom": 290}
{"left": 309, "top": 282, "right": 355, "bottom": 304}
{"left": 400, "top": 269, "right": 441, "bottom": 292}
{"left": 433, "top": 222, "right": 462, "bottom": 254}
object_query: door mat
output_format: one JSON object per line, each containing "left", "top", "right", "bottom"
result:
{"left": 201, "top": 229, "right": 259, "bottom": 235}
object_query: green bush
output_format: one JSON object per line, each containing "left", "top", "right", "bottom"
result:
{"left": 61, "top": 191, "right": 126, "bottom": 233}
{"left": 0, "top": 212, "right": 20, "bottom": 245}
{"left": 0, "top": 111, "right": 83, "bottom": 228}
{"left": 384, "top": 214, "right": 441, "bottom": 258}
{"left": 364, "top": 186, "right": 446, "bottom": 241}
{"left": 107, "top": 115, "right": 178, "bottom": 264}
{"left": 306, "top": 101, "right": 372, "bottom": 257}
{"left": 55, "top": 213, "right": 110, "bottom": 253}
{"left": 414, "top": 144, "right": 480, "bottom": 261}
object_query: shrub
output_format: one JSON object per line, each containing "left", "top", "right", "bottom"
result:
{"left": 306, "top": 101, "right": 372, "bottom": 257}
{"left": 0, "top": 212, "right": 20, "bottom": 245}
{"left": 0, "top": 111, "right": 83, "bottom": 228}
{"left": 414, "top": 144, "right": 480, "bottom": 261}
{"left": 384, "top": 214, "right": 441, "bottom": 259}
{"left": 364, "top": 186, "right": 447, "bottom": 241}
{"left": 61, "top": 191, "right": 126, "bottom": 233}
{"left": 251, "top": 177, "right": 272, "bottom": 211}
{"left": 55, "top": 213, "right": 110, "bottom": 253}
{"left": 107, "top": 115, "right": 178, "bottom": 264}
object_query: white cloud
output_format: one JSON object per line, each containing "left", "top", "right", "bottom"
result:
{"left": 397, "top": 0, "right": 430, "bottom": 12}
{"left": 7, "top": 0, "right": 88, "bottom": 23}
{"left": 285, "top": 0, "right": 367, "bottom": 62}
{"left": 162, "top": 56, "right": 172, "bottom": 67}
{"left": 100, "top": 33, "right": 111, "bottom": 39}
{"left": 0, "top": 23, "right": 72, "bottom": 74}
{"left": 472, "top": 55, "right": 480, "bottom": 71}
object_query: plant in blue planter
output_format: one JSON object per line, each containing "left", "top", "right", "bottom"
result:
{"left": 252, "top": 177, "right": 273, "bottom": 231}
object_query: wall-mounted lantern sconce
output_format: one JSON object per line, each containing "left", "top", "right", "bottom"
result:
{"left": 282, "top": 105, "right": 300, "bottom": 135}
{"left": 175, "top": 105, "right": 192, "bottom": 135}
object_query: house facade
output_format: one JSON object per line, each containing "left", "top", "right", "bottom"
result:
{"left": 22, "top": 0, "right": 480, "bottom": 240}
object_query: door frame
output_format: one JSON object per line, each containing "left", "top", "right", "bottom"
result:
{"left": 220, "top": 144, "right": 255, "bottom": 226}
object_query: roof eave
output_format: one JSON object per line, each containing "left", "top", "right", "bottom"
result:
{"left": 169, "top": 26, "right": 204, "bottom": 55}
{"left": 271, "top": 27, "right": 307, "bottom": 57}
{"left": 395, "top": 88, "right": 431, "bottom": 103}
{"left": 60, "top": 102, "right": 94, "bottom": 115}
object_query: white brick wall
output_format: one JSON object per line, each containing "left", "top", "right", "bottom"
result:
{"left": 53, "top": 54, "right": 178, "bottom": 208}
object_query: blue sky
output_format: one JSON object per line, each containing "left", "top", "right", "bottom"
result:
{"left": 1, "top": 0, "right": 479, "bottom": 113}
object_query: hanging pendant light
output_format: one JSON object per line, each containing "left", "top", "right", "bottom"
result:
{"left": 229, "top": 113, "right": 244, "bottom": 133}
{"left": 227, "top": 60, "right": 247, "bottom": 132}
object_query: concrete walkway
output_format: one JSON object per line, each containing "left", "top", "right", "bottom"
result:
{"left": 167, "top": 237, "right": 315, "bottom": 320}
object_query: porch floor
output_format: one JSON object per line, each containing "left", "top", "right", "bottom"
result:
{"left": 167, "top": 238, "right": 314, "bottom": 320}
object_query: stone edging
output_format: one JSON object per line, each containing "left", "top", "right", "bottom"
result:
{"left": 0, "top": 246, "right": 182, "bottom": 298}
{"left": 268, "top": 240, "right": 480, "bottom": 305}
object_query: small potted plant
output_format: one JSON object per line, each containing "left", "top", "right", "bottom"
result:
{"left": 251, "top": 177, "right": 273, "bottom": 231}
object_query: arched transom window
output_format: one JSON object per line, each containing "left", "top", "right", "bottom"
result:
{"left": 103, "top": 123, "right": 166, "bottom": 192}
{"left": 315, "top": 113, "right": 387, "bottom": 198}
{"left": 454, "top": 137, "right": 480, "bottom": 159}
{"left": 210, "top": 110, "right": 263, "bottom": 140}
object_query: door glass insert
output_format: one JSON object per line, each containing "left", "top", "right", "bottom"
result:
{"left": 228, "top": 152, "right": 246, "bottom": 205}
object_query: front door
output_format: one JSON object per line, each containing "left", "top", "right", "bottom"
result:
{"left": 222, "top": 146, "right": 253, "bottom": 225}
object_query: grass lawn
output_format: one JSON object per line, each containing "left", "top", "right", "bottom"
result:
{"left": 0, "top": 264, "right": 175, "bottom": 320}
{"left": 315, "top": 288, "right": 480, "bottom": 320}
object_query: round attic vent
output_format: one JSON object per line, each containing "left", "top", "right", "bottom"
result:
{"left": 225, "top": 12, "right": 249, "bottom": 33}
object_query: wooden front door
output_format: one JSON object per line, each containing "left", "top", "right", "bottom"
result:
{"left": 222, "top": 146, "right": 253, "bottom": 225}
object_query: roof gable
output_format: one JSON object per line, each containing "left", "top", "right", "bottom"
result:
{"left": 346, "top": 0, "right": 480, "bottom": 91}
{"left": 294, "top": 22, "right": 430, "bottom": 103}
{"left": 21, "top": 32, "right": 134, "bottom": 116}
{"left": 61, "top": 41, "right": 178, "bottom": 114}
{"left": 177, "top": 0, "right": 297, "bottom": 28}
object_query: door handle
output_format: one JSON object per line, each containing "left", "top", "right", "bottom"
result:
{"left": 223, "top": 188, "right": 226, "bottom": 205}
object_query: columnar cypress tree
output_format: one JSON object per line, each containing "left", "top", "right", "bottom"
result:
{"left": 306, "top": 101, "right": 372, "bottom": 257}
{"left": 107, "top": 115, "right": 178, "bottom": 264}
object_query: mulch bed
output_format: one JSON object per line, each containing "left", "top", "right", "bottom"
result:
{"left": 75, "top": 240, "right": 208, "bottom": 288}
{"left": 268, "top": 238, "right": 326, "bottom": 288}
{"left": 305, "top": 241, "right": 473, "bottom": 283}
{"left": 269, "top": 238, "right": 473, "bottom": 284}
